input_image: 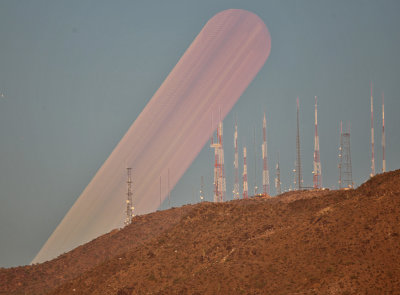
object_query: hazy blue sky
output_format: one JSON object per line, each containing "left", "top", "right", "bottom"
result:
{"left": 1, "top": 0, "right": 399, "bottom": 267}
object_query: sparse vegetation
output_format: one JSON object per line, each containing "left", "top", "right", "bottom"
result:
{"left": 1, "top": 170, "right": 400, "bottom": 294}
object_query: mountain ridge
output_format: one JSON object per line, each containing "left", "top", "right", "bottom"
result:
{"left": 1, "top": 170, "right": 400, "bottom": 294}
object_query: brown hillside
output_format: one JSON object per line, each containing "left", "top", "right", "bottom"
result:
{"left": 1, "top": 170, "right": 400, "bottom": 294}
{"left": 0, "top": 206, "right": 196, "bottom": 295}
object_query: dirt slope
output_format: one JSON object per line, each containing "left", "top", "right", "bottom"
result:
{"left": 1, "top": 170, "right": 400, "bottom": 294}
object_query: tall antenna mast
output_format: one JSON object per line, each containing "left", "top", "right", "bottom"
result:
{"left": 275, "top": 153, "right": 281, "bottom": 195}
{"left": 296, "top": 97, "right": 303, "bottom": 190}
{"left": 370, "top": 82, "right": 375, "bottom": 177}
{"left": 168, "top": 168, "right": 171, "bottom": 207}
{"left": 382, "top": 92, "right": 386, "bottom": 173}
{"left": 159, "top": 175, "right": 162, "bottom": 209}
{"left": 253, "top": 127, "right": 258, "bottom": 195}
{"left": 243, "top": 146, "right": 248, "bottom": 198}
{"left": 341, "top": 124, "right": 353, "bottom": 189}
{"left": 210, "top": 111, "right": 226, "bottom": 202}
{"left": 262, "top": 112, "right": 270, "bottom": 195}
{"left": 200, "top": 176, "right": 205, "bottom": 202}
{"left": 338, "top": 121, "right": 343, "bottom": 189}
{"left": 233, "top": 118, "right": 240, "bottom": 199}
{"left": 219, "top": 113, "right": 226, "bottom": 201}
{"left": 124, "top": 167, "right": 134, "bottom": 226}
{"left": 313, "top": 96, "right": 322, "bottom": 189}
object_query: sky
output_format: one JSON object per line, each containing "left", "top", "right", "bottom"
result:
{"left": 1, "top": 0, "right": 399, "bottom": 267}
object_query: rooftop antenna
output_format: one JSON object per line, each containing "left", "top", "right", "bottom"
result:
{"left": 124, "top": 167, "right": 134, "bottom": 226}
{"left": 243, "top": 146, "right": 248, "bottom": 199}
{"left": 382, "top": 91, "right": 386, "bottom": 173}
{"left": 233, "top": 117, "right": 240, "bottom": 199}
{"left": 275, "top": 152, "right": 281, "bottom": 195}
{"left": 370, "top": 82, "right": 375, "bottom": 177}
{"left": 296, "top": 97, "right": 303, "bottom": 190}
{"left": 262, "top": 112, "right": 270, "bottom": 195}
{"left": 313, "top": 96, "right": 322, "bottom": 189}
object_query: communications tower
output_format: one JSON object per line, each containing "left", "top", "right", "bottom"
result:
{"left": 338, "top": 121, "right": 343, "bottom": 188}
{"left": 275, "top": 153, "right": 281, "bottom": 195}
{"left": 200, "top": 176, "right": 205, "bottom": 202}
{"left": 382, "top": 92, "right": 386, "bottom": 173}
{"left": 262, "top": 113, "right": 270, "bottom": 195}
{"left": 296, "top": 97, "right": 303, "bottom": 190}
{"left": 124, "top": 167, "right": 134, "bottom": 226}
{"left": 370, "top": 83, "right": 375, "bottom": 177}
{"left": 233, "top": 119, "right": 240, "bottom": 199}
{"left": 243, "top": 146, "right": 248, "bottom": 199}
{"left": 313, "top": 96, "right": 322, "bottom": 189}
{"left": 211, "top": 117, "right": 226, "bottom": 202}
{"left": 253, "top": 128, "right": 258, "bottom": 195}
{"left": 339, "top": 123, "right": 353, "bottom": 189}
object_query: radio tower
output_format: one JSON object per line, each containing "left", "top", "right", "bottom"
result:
{"left": 338, "top": 121, "right": 343, "bottom": 188}
{"left": 211, "top": 115, "right": 226, "bottom": 202}
{"left": 168, "top": 168, "right": 171, "bottom": 207}
{"left": 253, "top": 128, "right": 258, "bottom": 195}
{"left": 243, "top": 146, "right": 248, "bottom": 199}
{"left": 200, "top": 176, "right": 205, "bottom": 202}
{"left": 370, "top": 82, "right": 375, "bottom": 178}
{"left": 382, "top": 92, "right": 386, "bottom": 173}
{"left": 124, "top": 167, "right": 134, "bottom": 226}
{"left": 296, "top": 97, "right": 303, "bottom": 190}
{"left": 313, "top": 96, "right": 322, "bottom": 189}
{"left": 340, "top": 124, "right": 353, "bottom": 189}
{"left": 262, "top": 113, "right": 270, "bottom": 195}
{"left": 275, "top": 153, "right": 281, "bottom": 195}
{"left": 233, "top": 119, "right": 240, "bottom": 199}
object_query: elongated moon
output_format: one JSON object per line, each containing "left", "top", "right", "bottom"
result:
{"left": 33, "top": 9, "right": 271, "bottom": 263}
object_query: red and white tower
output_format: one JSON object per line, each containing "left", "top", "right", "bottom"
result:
{"left": 313, "top": 96, "right": 322, "bottom": 189}
{"left": 211, "top": 117, "right": 226, "bottom": 202}
{"left": 382, "top": 91, "right": 386, "bottom": 173}
{"left": 370, "top": 83, "right": 375, "bottom": 177}
{"left": 262, "top": 112, "right": 270, "bottom": 195}
{"left": 233, "top": 119, "right": 240, "bottom": 199}
{"left": 243, "top": 146, "right": 248, "bottom": 199}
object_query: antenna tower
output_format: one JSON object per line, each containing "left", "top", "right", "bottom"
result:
{"left": 313, "top": 96, "right": 322, "bottom": 189}
{"left": 243, "top": 146, "right": 248, "bottom": 199}
{"left": 253, "top": 127, "right": 258, "bottom": 195}
{"left": 124, "top": 167, "right": 134, "bottom": 226}
{"left": 296, "top": 97, "right": 303, "bottom": 190}
{"left": 382, "top": 92, "right": 386, "bottom": 173}
{"left": 275, "top": 153, "right": 281, "bottom": 195}
{"left": 233, "top": 119, "right": 240, "bottom": 199}
{"left": 338, "top": 121, "right": 343, "bottom": 188}
{"left": 340, "top": 125, "right": 353, "bottom": 189}
{"left": 370, "top": 83, "right": 375, "bottom": 177}
{"left": 211, "top": 114, "right": 226, "bottom": 202}
{"left": 200, "top": 176, "right": 205, "bottom": 202}
{"left": 168, "top": 169, "right": 171, "bottom": 207}
{"left": 262, "top": 113, "right": 270, "bottom": 195}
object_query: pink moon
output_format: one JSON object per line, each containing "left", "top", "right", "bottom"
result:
{"left": 33, "top": 9, "right": 271, "bottom": 263}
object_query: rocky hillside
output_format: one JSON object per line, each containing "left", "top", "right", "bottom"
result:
{"left": 1, "top": 170, "right": 400, "bottom": 294}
